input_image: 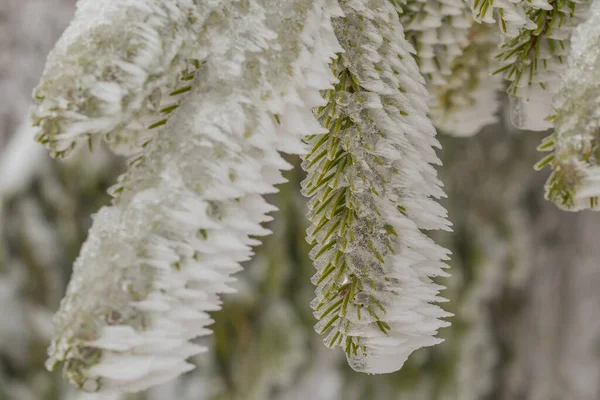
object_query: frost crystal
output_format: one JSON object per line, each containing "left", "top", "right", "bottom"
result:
{"left": 536, "top": 0, "right": 600, "bottom": 211}
{"left": 302, "top": 0, "right": 452, "bottom": 374}
{"left": 42, "top": 0, "right": 340, "bottom": 392}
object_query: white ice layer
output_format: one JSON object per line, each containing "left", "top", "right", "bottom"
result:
{"left": 44, "top": 0, "right": 341, "bottom": 392}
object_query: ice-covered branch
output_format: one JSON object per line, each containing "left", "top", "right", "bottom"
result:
{"left": 31, "top": 0, "right": 206, "bottom": 156}
{"left": 302, "top": 0, "right": 451, "bottom": 374}
{"left": 43, "top": 0, "right": 340, "bottom": 392}
{"left": 485, "top": 0, "right": 590, "bottom": 130}
{"left": 536, "top": 0, "right": 600, "bottom": 211}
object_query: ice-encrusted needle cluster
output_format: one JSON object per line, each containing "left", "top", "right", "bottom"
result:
{"left": 398, "top": 0, "right": 471, "bottom": 87}
{"left": 36, "top": 0, "right": 342, "bottom": 392}
{"left": 32, "top": 0, "right": 206, "bottom": 157}
{"left": 302, "top": 0, "right": 452, "bottom": 374}
{"left": 470, "top": 0, "right": 590, "bottom": 131}
{"left": 536, "top": 0, "right": 600, "bottom": 211}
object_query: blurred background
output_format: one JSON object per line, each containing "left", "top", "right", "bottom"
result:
{"left": 1, "top": 1, "right": 600, "bottom": 399}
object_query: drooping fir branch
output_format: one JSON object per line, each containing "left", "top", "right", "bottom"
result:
{"left": 302, "top": 0, "right": 452, "bottom": 374}
{"left": 487, "top": 0, "right": 589, "bottom": 130}
{"left": 31, "top": 0, "right": 205, "bottom": 157}
{"left": 430, "top": 24, "right": 502, "bottom": 136}
{"left": 536, "top": 1, "right": 600, "bottom": 211}
{"left": 396, "top": 0, "right": 472, "bottom": 86}
{"left": 41, "top": 0, "right": 341, "bottom": 392}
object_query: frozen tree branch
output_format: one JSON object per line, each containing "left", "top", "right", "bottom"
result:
{"left": 536, "top": 0, "right": 600, "bottom": 211}
{"left": 302, "top": 0, "right": 451, "bottom": 374}
{"left": 40, "top": 0, "right": 341, "bottom": 392}
{"left": 471, "top": 0, "right": 590, "bottom": 131}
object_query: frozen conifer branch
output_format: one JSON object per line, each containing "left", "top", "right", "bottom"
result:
{"left": 483, "top": 0, "right": 590, "bottom": 131}
{"left": 536, "top": 0, "right": 600, "bottom": 211}
{"left": 302, "top": 0, "right": 452, "bottom": 374}
{"left": 31, "top": 0, "right": 206, "bottom": 157}
{"left": 398, "top": 0, "right": 472, "bottom": 87}
{"left": 42, "top": 0, "right": 341, "bottom": 392}
{"left": 430, "top": 24, "right": 502, "bottom": 136}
